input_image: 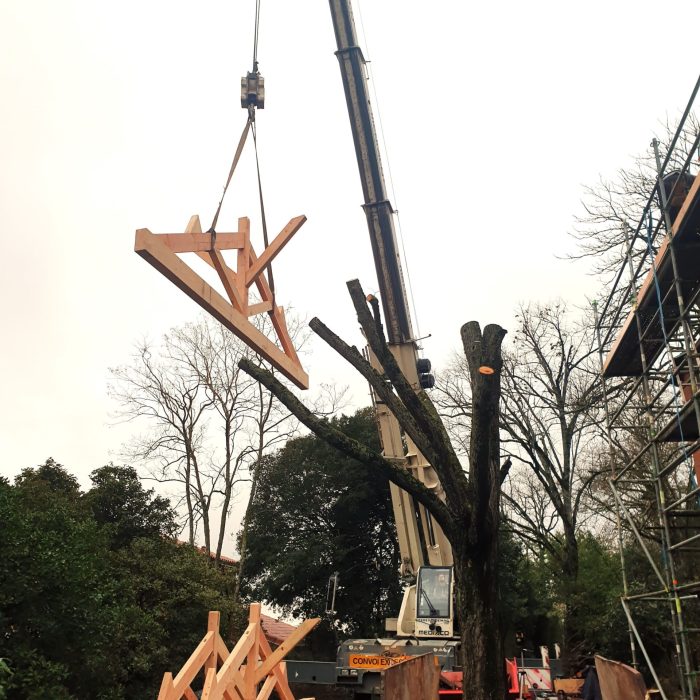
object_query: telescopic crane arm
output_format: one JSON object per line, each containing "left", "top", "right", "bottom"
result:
{"left": 328, "top": 0, "right": 454, "bottom": 639}
{"left": 328, "top": 1, "right": 413, "bottom": 345}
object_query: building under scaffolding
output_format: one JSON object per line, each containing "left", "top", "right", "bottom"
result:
{"left": 597, "top": 80, "right": 700, "bottom": 700}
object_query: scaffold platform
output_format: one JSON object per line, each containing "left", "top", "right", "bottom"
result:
{"left": 603, "top": 170, "right": 700, "bottom": 377}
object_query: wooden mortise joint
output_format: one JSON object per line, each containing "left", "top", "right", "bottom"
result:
{"left": 134, "top": 213, "right": 308, "bottom": 389}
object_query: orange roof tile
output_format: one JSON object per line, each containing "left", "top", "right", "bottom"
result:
{"left": 175, "top": 540, "right": 238, "bottom": 567}
{"left": 260, "top": 614, "right": 298, "bottom": 646}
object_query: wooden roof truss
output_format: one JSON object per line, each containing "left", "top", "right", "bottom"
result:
{"left": 135, "top": 213, "right": 308, "bottom": 389}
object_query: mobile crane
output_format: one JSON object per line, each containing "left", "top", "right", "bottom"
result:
{"left": 135, "top": 1, "right": 462, "bottom": 694}
{"left": 327, "top": 1, "right": 460, "bottom": 694}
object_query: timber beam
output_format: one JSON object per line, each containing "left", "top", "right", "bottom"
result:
{"left": 134, "top": 214, "right": 308, "bottom": 389}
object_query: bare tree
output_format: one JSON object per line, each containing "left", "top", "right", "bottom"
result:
{"left": 239, "top": 279, "right": 507, "bottom": 700}
{"left": 109, "top": 316, "right": 298, "bottom": 561}
{"left": 570, "top": 116, "right": 699, "bottom": 285}
{"left": 438, "top": 301, "right": 606, "bottom": 670}
{"left": 109, "top": 337, "right": 213, "bottom": 547}
{"left": 165, "top": 321, "right": 258, "bottom": 562}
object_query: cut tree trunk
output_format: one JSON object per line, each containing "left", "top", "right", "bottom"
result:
{"left": 458, "top": 321, "right": 508, "bottom": 700}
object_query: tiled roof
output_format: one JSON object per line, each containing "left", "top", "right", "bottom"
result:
{"left": 198, "top": 546, "right": 237, "bottom": 567}
{"left": 260, "top": 614, "right": 298, "bottom": 646}
{"left": 175, "top": 540, "right": 238, "bottom": 567}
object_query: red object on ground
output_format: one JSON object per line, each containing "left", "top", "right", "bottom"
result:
{"left": 440, "top": 671, "right": 463, "bottom": 690}
{"left": 506, "top": 658, "right": 519, "bottom": 694}
{"left": 439, "top": 670, "right": 463, "bottom": 696}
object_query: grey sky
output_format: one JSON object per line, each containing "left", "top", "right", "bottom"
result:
{"left": 1, "top": 0, "right": 698, "bottom": 529}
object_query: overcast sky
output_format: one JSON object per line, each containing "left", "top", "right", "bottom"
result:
{"left": 2, "top": 0, "right": 699, "bottom": 544}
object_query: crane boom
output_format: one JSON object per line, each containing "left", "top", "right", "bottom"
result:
{"left": 328, "top": 0, "right": 413, "bottom": 345}
{"left": 328, "top": 0, "right": 454, "bottom": 641}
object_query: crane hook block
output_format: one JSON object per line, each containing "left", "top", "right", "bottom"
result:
{"left": 241, "top": 71, "right": 265, "bottom": 109}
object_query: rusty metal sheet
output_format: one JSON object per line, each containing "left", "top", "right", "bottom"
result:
{"left": 595, "top": 654, "right": 647, "bottom": 700}
{"left": 381, "top": 653, "right": 440, "bottom": 700}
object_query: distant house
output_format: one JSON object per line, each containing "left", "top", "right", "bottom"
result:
{"left": 175, "top": 540, "right": 238, "bottom": 568}
{"left": 196, "top": 545, "right": 237, "bottom": 568}
{"left": 260, "top": 614, "right": 298, "bottom": 647}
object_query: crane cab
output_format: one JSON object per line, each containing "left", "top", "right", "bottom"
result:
{"left": 396, "top": 566, "right": 455, "bottom": 638}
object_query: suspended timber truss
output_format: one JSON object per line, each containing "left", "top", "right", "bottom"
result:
{"left": 596, "top": 81, "right": 700, "bottom": 700}
{"left": 135, "top": 213, "right": 308, "bottom": 389}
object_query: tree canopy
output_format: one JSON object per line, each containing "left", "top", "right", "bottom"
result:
{"left": 241, "top": 408, "right": 402, "bottom": 641}
{"left": 109, "top": 316, "right": 297, "bottom": 560}
{"left": 0, "top": 459, "right": 240, "bottom": 700}
{"left": 85, "top": 464, "right": 177, "bottom": 549}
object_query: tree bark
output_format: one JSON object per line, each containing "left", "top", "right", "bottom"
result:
{"left": 185, "top": 452, "right": 194, "bottom": 545}
{"left": 215, "top": 418, "right": 234, "bottom": 563}
{"left": 238, "top": 356, "right": 454, "bottom": 538}
{"left": 560, "top": 531, "right": 581, "bottom": 674}
{"left": 456, "top": 549, "right": 504, "bottom": 700}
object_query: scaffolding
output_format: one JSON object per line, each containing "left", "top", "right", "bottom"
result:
{"left": 596, "top": 77, "right": 700, "bottom": 700}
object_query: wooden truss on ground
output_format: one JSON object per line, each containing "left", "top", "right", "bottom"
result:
{"left": 135, "top": 214, "right": 308, "bottom": 389}
{"left": 157, "top": 604, "right": 319, "bottom": 700}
